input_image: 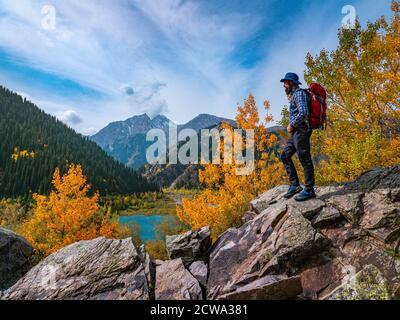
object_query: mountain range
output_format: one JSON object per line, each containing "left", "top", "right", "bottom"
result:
{"left": 91, "top": 113, "right": 283, "bottom": 189}
{"left": 91, "top": 113, "right": 237, "bottom": 169}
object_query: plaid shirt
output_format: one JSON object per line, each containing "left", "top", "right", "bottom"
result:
{"left": 289, "top": 88, "right": 309, "bottom": 128}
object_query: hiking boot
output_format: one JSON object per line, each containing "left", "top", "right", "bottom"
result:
{"left": 295, "top": 189, "right": 317, "bottom": 202}
{"left": 283, "top": 185, "right": 303, "bottom": 199}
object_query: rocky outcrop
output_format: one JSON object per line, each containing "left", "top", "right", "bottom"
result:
{"left": 207, "top": 166, "right": 400, "bottom": 300}
{"left": 189, "top": 261, "right": 208, "bottom": 288}
{"left": 2, "top": 237, "right": 151, "bottom": 300}
{"left": 207, "top": 203, "right": 330, "bottom": 299}
{"left": 166, "top": 226, "right": 212, "bottom": 266}
{"left": 1, "top": 166, "right": 399, "bottom": 300}
{"left": 160, "top": 227, "right": 211, "bottom": 299}
{"left": 0, "top": 227, "right": 34, "bottom": 291}
{"left": 155, "top": 258, "right": 203, "bottom": 300}
{"left": 321, "top": 264, "right": 391, "bottom": 300}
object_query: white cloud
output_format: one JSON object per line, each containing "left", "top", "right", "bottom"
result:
{"left": 81, "top": 127, "right": 98, "bottom": 136}
{"left": 0, "top": 0, "right": 264, "bottom": 129}
{"left": 56, "top": 110, "right": 82, "bottom": 125}
{"left": 15, "top": 91, "right": 33, "bottom": 101}
{"left": 0, "top": 0, "right": 393, "bottom": 133}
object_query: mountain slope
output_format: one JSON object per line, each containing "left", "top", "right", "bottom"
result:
{"left": 140, "top": 121, "right": 233, "bottom": 189}
{"left": 0, "top": 86, "right": 158, "bottom": 197}
{"left": 142, "top": 123, "right": 283, "bottom": 189}
{"left": 91, "top": 113, "right": 236, "bottom": 169}
{"left": 178, "top": 113, "right": 236, "bottom": 132}
{"left": 91, "top": 114, "right": 170, "bottom": 150}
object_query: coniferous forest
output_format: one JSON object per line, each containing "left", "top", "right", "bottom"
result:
{"left": 0, "top": 86, "right": 158, "bottom": 198}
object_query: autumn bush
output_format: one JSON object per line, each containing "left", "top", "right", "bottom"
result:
{"left": 19, "top": 164, "right": 126, "bottom": 257}
{"left": 305, "top": 1, "right": 400, "bottom": 184}
{"left": 177, "top": 94, "right": 285, "bottom": 240}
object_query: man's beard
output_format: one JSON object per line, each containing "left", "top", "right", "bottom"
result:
{"left": 285, "top": 86, "right": 291, "bottom": 95}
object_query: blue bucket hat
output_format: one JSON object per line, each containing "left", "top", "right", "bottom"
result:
{"left": 280, "top": 72, "right": 302, "bottom": 86}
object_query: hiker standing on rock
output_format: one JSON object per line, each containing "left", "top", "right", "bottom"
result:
{"left": 280, "top": 72, "right": 317, "bottom": 202}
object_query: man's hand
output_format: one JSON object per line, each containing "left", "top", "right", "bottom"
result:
{"left": 287, "top": 124, "right": 294, "bottom": 134}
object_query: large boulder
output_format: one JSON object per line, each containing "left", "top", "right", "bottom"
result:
{"left": 189, "top": 261, "right": 208, "bottom": 288}
{"left": 311, "top": 205, "right": 342, "bottom": 228}
{"left": 207, "top": 203, "right": 287, "bottom": 299}
{"left": 208, "top": 166, "right": 400, "bottom": 300}
{"left": 0, "top": 227, "right": 34, "bottom": 291}
{"left": 342, "top": 166, "right": 400, "bottom": 192}
{"left": 250, "top": 186, "right": 289, "bottom": 213}
{"left": 360, "top": 190, "right": 400, "bottom": 243}
{"left": 207, "top": 203, "right": 329, "bottom": 299}
{"left": 270, "top": 209, "right": 330, "bottom": 275}
{"left": 2, "top": 237, "right": 151, "bottom": 300}
{"left": 155, "top": 258, "right": 203, "bottom": 300}
{"left": 326, "top": 192, "right": 364, "bottom": 224}
{"left": 166, "top": 227, "right": 212, "bottom": 266}
{"left": 290, "top": 198, "right": 326, "bottom": 220}
{"left": 310, "top": 225, "right": 400, "bottom": 299}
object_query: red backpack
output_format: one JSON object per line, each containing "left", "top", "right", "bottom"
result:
{"left": 303, "top": 83, "right": 327, "bottom": 130}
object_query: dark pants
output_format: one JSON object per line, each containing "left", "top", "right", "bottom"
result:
{"left": 281, "top": 122, "right": 315, "bottom": 191}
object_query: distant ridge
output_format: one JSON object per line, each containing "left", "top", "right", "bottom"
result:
{"left": 91, "top": 113, "right": 237, "bottom": 169}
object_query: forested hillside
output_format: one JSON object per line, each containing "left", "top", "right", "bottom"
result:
{"left": 0, "top": 86, "right": 158, "bottom": 198}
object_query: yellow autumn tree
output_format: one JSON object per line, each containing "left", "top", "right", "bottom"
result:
{"left": 11, "top": 147, "right": 35, "bottom": 161}
{"left": 305, "top": 1, "right": 400, "bottom": 184}
{"left": 19, "top": 164, "right": 121, "bottom": 256}
{"left": 177, "top": 94, "right": 285, "bottom": 239}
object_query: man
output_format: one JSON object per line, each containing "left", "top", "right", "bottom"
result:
{"left": 280, "top": 72, "right": 316, "bottom": 201}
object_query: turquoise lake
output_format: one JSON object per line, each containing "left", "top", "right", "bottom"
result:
{"left": 119, "top": 215, "right": 173, "bottom": 241}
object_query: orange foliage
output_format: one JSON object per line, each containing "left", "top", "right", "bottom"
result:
{"left": 177, "top": 94, "right": 285, "bottom": 239}
{"left": 19, "top": 164, "right": 120, "bottom": 256}
{"left": 305, "top": 1, "right": 400, "bottom": 183}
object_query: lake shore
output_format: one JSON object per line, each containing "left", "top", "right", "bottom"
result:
{"left": 118, "top": 189, "right": 198, "bottom": 217}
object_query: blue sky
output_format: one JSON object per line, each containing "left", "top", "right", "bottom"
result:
{"left": 0, "top": 0, "right": 393, "bottom": 135}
